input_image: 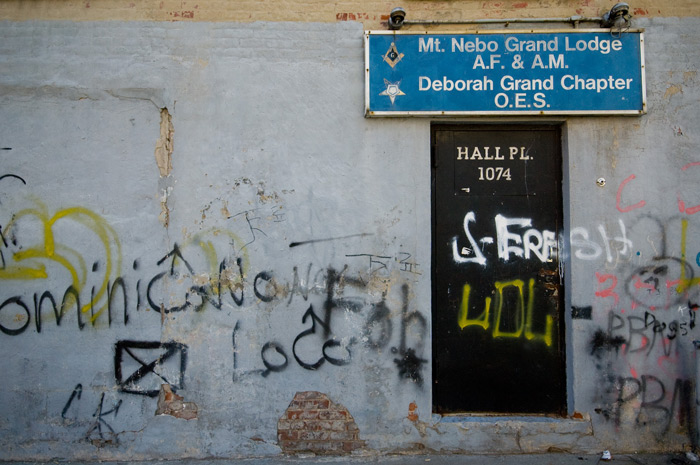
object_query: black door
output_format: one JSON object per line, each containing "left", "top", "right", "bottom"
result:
{"left": 432, "top": 124, "right": 566, "bottom": 415}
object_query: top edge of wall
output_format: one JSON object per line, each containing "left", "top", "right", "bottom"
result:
{"left": 1, "top": 0, "right": 699, "bottom": 29}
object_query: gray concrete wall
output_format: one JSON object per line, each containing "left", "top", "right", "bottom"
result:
{"left": 0, "top": 18, "right": 698, "bottom": 460}
{"left": 565, "top": 18, "right": 700, "bottom": 451}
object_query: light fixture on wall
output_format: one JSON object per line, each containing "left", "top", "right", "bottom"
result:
{"left": 385, "top": 6, "right": 621, "bottom": 29}
{"left": 601, "top": 2, "right": 631, "bottom": 30}
{"left": 388, "top": 7, "right": 406, "bottom": 30}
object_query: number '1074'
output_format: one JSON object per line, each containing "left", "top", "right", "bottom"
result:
{"left": 478, "top": 166, "right": 512, "bottom": 181}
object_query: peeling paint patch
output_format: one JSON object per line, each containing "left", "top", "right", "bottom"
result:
{"left": 168, "top": 10, "right": 195, "bottom": 19}
{"left": 664, "top": 84, "right": 683, "bottom": 99}
{"left": 336, "top": 12, "right": 373, "bottom": 22}
{"left": 683, "top": 71, "right": 698, "bottom": 82}
{"left": 257, "top": 187, "right": 279, "bottom": 204}
{"left": 159, "top": 186, "right": 172, "bottom": 228}
{"left": 220, "top": 200, "right": 231, "bottom": 218}
{"left": 155, "top": 107, "right": 174, "bottom": 177}
{"left": 155, "top": 384, "right": 198, "bottom": 420}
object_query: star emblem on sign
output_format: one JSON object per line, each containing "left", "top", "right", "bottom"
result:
{"left": 383, "top": 42, "right": 404, "bottom": 68}
{"left": 379, "top": 79, "right": 405, "bottom": 104}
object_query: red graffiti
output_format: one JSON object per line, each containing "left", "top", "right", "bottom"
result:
{"left": 677, "top": 162, "right": 700, "bottom": 215}
{"left": 596, "top": 272, "right": 620, "bottom": 309}
{"left": 616, "top": 174, "right": 646, "bottom": 213}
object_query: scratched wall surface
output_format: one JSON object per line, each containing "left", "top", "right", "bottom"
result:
{"left": 0, "top": 16, "right": 699, "bottom": 460}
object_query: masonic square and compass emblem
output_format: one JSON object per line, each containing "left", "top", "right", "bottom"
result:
{"left": 382, "top": 42, "right": 404, "bottom": 68}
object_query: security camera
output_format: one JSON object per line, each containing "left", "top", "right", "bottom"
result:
{"left": 388, "top": 7, "right": 406, "bottom": 30}
{"left": 601, "top": 2, "right": 630, "bottom": 29}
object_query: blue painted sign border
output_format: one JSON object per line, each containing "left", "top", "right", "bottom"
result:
{"left": 365, "top": 30, "right": 646, "bottom": 116}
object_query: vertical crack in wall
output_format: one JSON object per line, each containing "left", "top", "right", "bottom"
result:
{"left": 159, "top": 186, "right": 172, "bottom": 229}
{"left": 155, "top": 108, "right": 174, "bottom": 229}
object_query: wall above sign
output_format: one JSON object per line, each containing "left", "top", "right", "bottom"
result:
{"left": 364, "top": 30, "right": 646, "bottom": 117}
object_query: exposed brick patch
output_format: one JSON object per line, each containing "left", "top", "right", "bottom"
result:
{"left": 407, "top": 402, "right": 419, "bottom": 422}
{"left": 277, "top": 391, "right": 365, "bottom": 455}
{"left": 155, "top": 384, "right": 198, "bottom": 420}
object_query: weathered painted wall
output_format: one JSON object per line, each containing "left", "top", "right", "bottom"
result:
{"left": 0, "top": 13, "right": 699, "bottom": 461}
{"left": 566, "top": 19, "right": 700, "bottom": 450}
{"left": 0, "top": 20, "right": 432, "bottom": 459}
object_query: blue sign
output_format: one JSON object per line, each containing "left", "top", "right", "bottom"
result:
{"left": 365, "top": 31, "right": 645, "bottom": 116}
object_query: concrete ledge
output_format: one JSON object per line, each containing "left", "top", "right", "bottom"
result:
{"left": 398, "top": 415, "right": 595, "bottom": 454}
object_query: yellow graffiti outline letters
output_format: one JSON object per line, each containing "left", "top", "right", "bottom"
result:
{"left": 1, "top": 201, "right": 121, "bottom": 323}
